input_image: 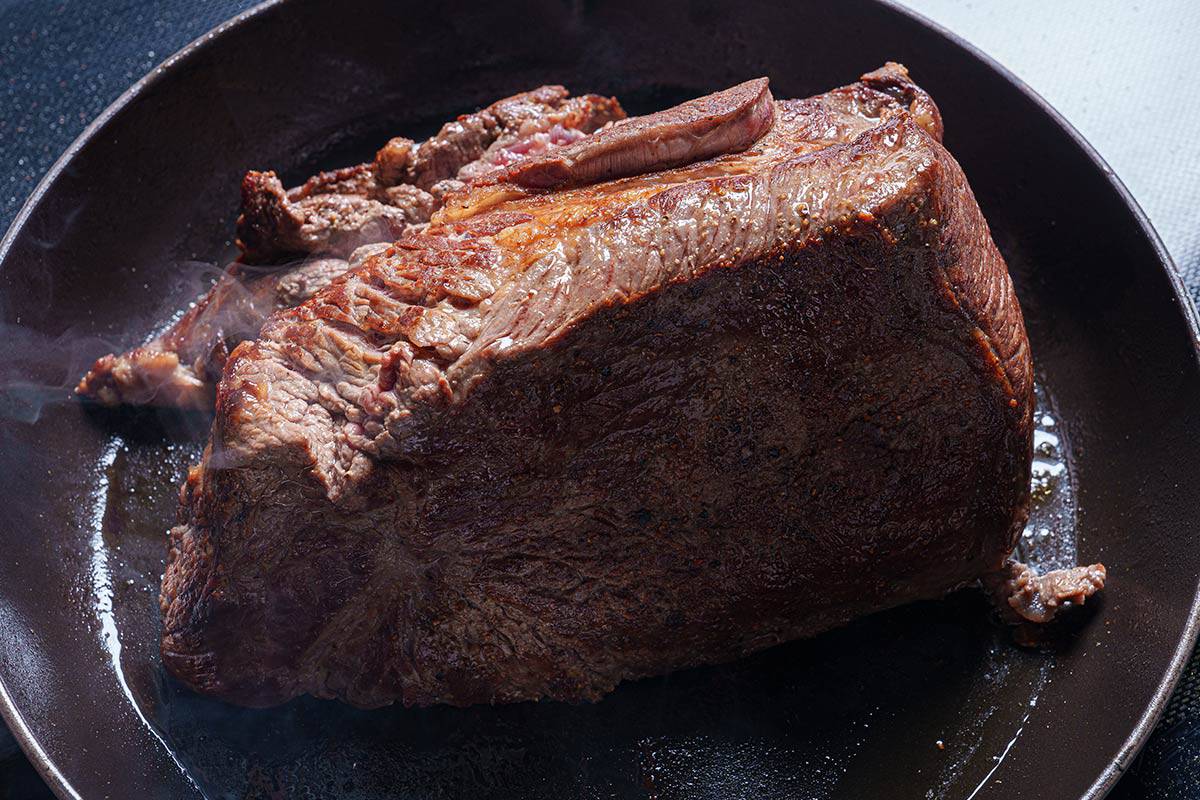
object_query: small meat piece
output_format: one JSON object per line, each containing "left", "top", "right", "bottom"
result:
{"left": 985, "top": 560, "right": 1107, "bottom": 625}
{"left": 161, "top": 65, "right": 1088, "bottom": 710}
{"left": 496, "top": 77, "right": 774, "bottom": 191}
{"left": 373, "top": 138, "right": 415, "bottom": 187}
{"left": 237, "top": 171, "right": 423, "bottom": 263}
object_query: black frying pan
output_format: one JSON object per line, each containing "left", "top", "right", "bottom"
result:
{"left": 2, "top": 1, "right": 1199, "bottom": 798}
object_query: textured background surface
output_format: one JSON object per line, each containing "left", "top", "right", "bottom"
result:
{"left": 0, "top": 0, "right": 1197, "bottom": 797}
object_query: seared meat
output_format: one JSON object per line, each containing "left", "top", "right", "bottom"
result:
{"left": 77, "top": 88, "right": 625, "bottom": 408}
{"left": 160, "top": 64, "right": 1100, "bottom": 709}
{"left": 235, "top": 172, "right": 431, "bottom": 264}
{"left": 493, "top": 76, "right": 773, "bottom": 190}
{"left": 405, "top": 86, "right": 624, "bottom": 190}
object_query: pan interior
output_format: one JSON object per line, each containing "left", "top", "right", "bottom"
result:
{"left": 1, "top": 2, "right": 1199, "bottom": 799}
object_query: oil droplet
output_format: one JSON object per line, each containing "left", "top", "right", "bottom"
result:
{"left": 1033, "top": 429, "right": 1059, "bottom": 458}
{"left": 1017, "top": 383, "right": 1079, "bottom": 573}
{"left": 1030, "top": 459, "right": 1066, "bottom": 504}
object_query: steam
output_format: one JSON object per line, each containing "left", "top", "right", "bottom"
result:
{"left": 0, "top": 324, "right": 112, "bottom": 423}
{"left": 0, "top": 259, "right": 228, "bottom": 424}
{"left": 0, "top": 250, "right": 349, "bottom": 425}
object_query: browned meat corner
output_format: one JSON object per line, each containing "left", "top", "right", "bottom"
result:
{"left": 159, "top": 64, "right": 1091, "bottom": 710}
{"left": 75, "top": 87, "right": 625, "bottom": 408}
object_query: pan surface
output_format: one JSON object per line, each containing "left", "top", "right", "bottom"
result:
{"left": 1, "top": 1, "right": 1199, "bottom": 798}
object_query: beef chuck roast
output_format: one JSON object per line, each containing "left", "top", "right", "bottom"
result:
{"left": 76, "top": 87, "right": 624, "bottom": 408}
{"left": 160, "top": 64, "right": 1103, "bottom": 708}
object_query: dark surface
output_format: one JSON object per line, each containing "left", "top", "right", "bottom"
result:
{"left": 0, "top": 1, "right": 1197, "bottom": 798}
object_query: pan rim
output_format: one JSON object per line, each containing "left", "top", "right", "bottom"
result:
{"left": 871, "top": 2, "right": 1200, "bottom": 796}
{"left": 1, "top": 2, "right": 1198, "bottom": 798}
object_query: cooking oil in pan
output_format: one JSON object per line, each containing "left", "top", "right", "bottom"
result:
{"left": 1017, "top": 381, "right": 1078, "bottom": 573}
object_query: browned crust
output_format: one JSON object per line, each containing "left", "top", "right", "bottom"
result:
{"left": 161, "top": 66, "right": 1036, "bottom": 709}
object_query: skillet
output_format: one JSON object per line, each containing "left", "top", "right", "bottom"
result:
{"left": 1, "top": 0, "right": 1199, "bottom": 797}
